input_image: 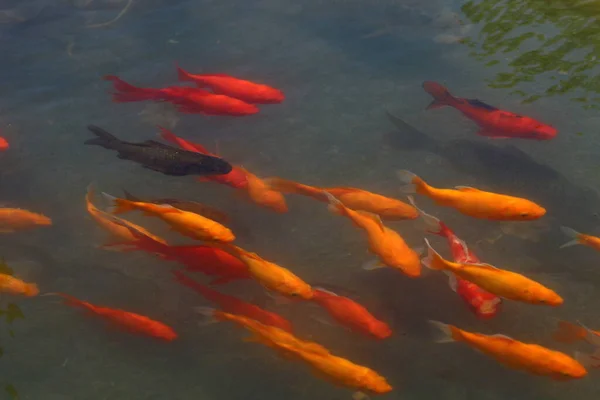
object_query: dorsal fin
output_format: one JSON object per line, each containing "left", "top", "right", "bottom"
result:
{"left": 469, "top": 262, "right": 500, "bottom": 271}
{"left": 455, "top": 186, "right": 482, "bottom": 193}
{"left": 358, "top": 211, "right": 385, "bottom": 231}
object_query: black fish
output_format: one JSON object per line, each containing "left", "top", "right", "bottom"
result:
{"left": 85, "top": 125, "right": 232, "bottom": 177}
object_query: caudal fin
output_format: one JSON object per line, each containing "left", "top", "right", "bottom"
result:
{"left": 421, "top": 239, "right": 447, "bottom": 271}
{"left": 407, "top": 196, "right": 441, "bottom": 233}
{"left": 25, "top": 283, "right": 39, "bottom": 297}
{"left": 103, "top": 75, "right": 158, "bottom": 102}
{"left": 176, "top": 64, "right": 195, "bottom": 82}
{"left": 323, "top": 191, "right": 345, "bottom": 215}
{"left": 101, "top": 192, "right": 136, "bottom": 214}
{"left": 428, "top": 320, "right": 458, "bottom": 343}
{"left": 422, "top": 81, "right": 457, "bottom": 110}
{"left": 575, "top": 350, "right": 600, "bottom": 369}
{"left": 122, "top": 189, "right": 141, "bottom": 202}
{"left": 560, "top": 226, "right": 582, "bottom": 248}
{"left": 554, "top": 321, "right": 587, "bottom": 343}
{"left": 85, "top": 125, "right": 121, "bottom": 149}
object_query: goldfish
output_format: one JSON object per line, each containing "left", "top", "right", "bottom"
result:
{"left": 0, "top": 273, "right": 38, "bottom": 296}
{"left": 0, "top": 136, "right": 8, "bottom": 151}
{"left": 429, "top": 321, "right": 586, "bottom": 380}
{"left": 422, "top": 239, "right": 563, "bottom": 306}
{"left": 86, "top": 185, "right": 167, "bottom": 247}
{"left": 398, "top": 170, "right": 546, "bottom": 221}
{"left": 560, "top": 226, "right": 600, "bottom": 252}
{"left": 411, "top": 198, "right": 501, "bottom": 319}
{"left": 102, "top": 192, "right": 235, "bottom": 242}
{"left": 265, "top": 177, "right": 417, "bottom": 220}
{"left": 553, "top": 321, "right": 600, "bottom": 347}
{"left": 423, "top": 81, "right": 557, "bottom": 140}
{"left": 0, "top": 208, "right": 51, "bottom": 233}
{"left": 104, "top": 75, "right": 259, "bottom": 116}
{"left": 177, "top": 66, "right": 284, "bottom": 104}
{"left": 311, "top": 288, "right": 391, "bottom": 339}
{"left": 324, "top": 192, "right": 421, "bottom": 277}
{"left": 158, "top": 127, "right": 248, "bottom": 189}
{"left": 221, "top": 245, "right": 313, "bottom": 300}
{"left": 242, "top": 169, "right": 288, "bottom": 213}
{"left": 173, "top": 271, "right": 293, "bottom": 332}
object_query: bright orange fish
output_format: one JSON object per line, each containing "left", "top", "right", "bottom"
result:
{"left": 397, "top": 170, "right": 546, "bottom": 221}
{"left": 265, "top": 177, "right": 417, "bottom": 220}
{"left": 560, "top": 226, "right": 600, "bottom": 252}
{"left": 242, "top": 169, "right": 288, "bottom": 213}
{"left": 0, "top": 273, "right": 38, "bottom": 296}
{"left": 103, "top": 192, "right": 235, "bottom": 242}
{"left": 422, "top": 239, "right": 563, "bottom": 306}
{"left": 430, "top": 321, "right": 586, "bottom": 380}
{"left": 325, "top": 192, "right": 421, "bottom": 277}
{"left": 57, "top": 293, "right": 177, "bottom": 341}
{"left": 0, "top": 208, "right": 52, "bottom": 233}
{"left": 177, "top": 66, "right": 284, "bottom": 104}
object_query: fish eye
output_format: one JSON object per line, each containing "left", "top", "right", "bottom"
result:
{"left": 520, "top": 212, "right": 529, "bottom": 217}
{"left": 290, "top": 292, "right": 299, "bottom": 297}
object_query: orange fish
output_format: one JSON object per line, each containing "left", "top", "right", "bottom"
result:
{"left": 221, "top": 245, "right": 313, "bottom": 300}
{"left": 0, "top": 136, "right": 9, "bottom": 151}
{"left": 265, "top": 177, "right": 417, "bottom": 220}
{"left": 422, "top": 239, "right": 563, "bottom": 306}
{"left": 0, "top": 208, "right": 52, "bottom": 233}
{"left": 57, "top": 293, "right": 177, "bottom": 341}
{"left": 397, "top": 170, "right": 545, "bottom": 221}
{"left": 324, "top": 192, "right": 421, "bottom": 277}
{"left": 430, "top": 321, "right": 587, "bottom": 380}
{"left": 0, "top": 273, "right": 38, "bottom": 296}
{"left": 560, "top": 226, "right": 600, "bottom": 252}
{"left": 242, "top": 169, "right": 288, "bottom": 213}
{"left": 102, "top": 192, "right": 234, "bottom": 242}
{"left": 311, "top": 288, "right": 391, "bottom": 339}
{"left": 554, "top": 321, "right": 600, "bottom": 346}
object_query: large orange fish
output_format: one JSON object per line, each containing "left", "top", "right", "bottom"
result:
{"left": 57, "top": 293, "right": 177, "bottom": 341}
{"left": 177, "top": 66, "right": 284, "bottom": 104}
{"left": 0, "top": 273, "right": 38, "bottom": 296}
{"left": 430, "top": 321, "right": 586, "bottom": 380}
{"left": 0, "top": 208, "right": 51, "bottom": 233}
{"left": 324, "top": 192, "right": 421, "bottom": 277}
{"left": 397, "top": 170, "right": 545, "bottom": 221}
{"left": 242, "top": 169, "right": 288, "bottom": 213}
{"left": 102, "top": 192, "right": 235, "bottom": 242}
{"left": 560, "top": 226, "right": 600, "bottom": 252}
{"left": 265, "top": 177, "right": 417, "bottom": 220}
{"left": 422, "top": 239, "right": 562, "bottom": 306}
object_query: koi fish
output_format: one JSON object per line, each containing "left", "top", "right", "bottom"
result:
{"left": 422, "top": 239, "right": 563, "bottom": 306}
{"left": 158, "top": 127, "right": 248, "bottom": 189}
{"left": 177, "top": 66, "right": 284, "bottom": 104}
{"left": 173, "top": 271, "right": 293, "bottom": 332}
{"left": 410, "top": 198, "right": 501, "bottom": 319}
{"left": 430, "top": 321, "right": 586, "bottom": 380}
{"left": 0, "top": 136, "right": 9, "bottom": 151}
{"left": 265, "top": 177, "right": 417, "bottom": 220}
{"left": 553, "top": 321, "right": 600, "bottom": 347}
{"left": 0, "top": 273, "right": 38, "bottom": 296}
{"left": 0, "top": 208, "right": 51, "bottom": 233}
{"left": 57, "top": 293, "right": 177, "bottom": 341}
{"left": 104, "top": 75, "right": 259, "bottom": 116}
{"left": 311, "top": 288, "right": 391, "bottom": 339}
{"left": 560, "top": 226, "right": 600, "bottom": 252}
{"left": 423, "top": 81, "right": 557, "bottom": 140}
{"left": 102, "top": 192, "right": 235, "bottom": 242}
{"left": 324, "top": 192, "right": 421, "bottom": 277}
{"left": 398, "top": 170, "right": 546, "bottom": 221}
{"left": 242, "top": 169, "right": 288, "bottom": 213}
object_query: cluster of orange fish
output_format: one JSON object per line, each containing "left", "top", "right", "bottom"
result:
{"left": 3, "top": 72, "right": 600, "bottom": 398}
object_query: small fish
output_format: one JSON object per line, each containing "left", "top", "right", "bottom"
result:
{"left": 102, "top": 192, "right": 235, "bottom": 243}
{"left": 122, "top": 189, "right": 229, "bottom": 225}
{"left": 311, "top": 288, "right": 391, "bottom": 339}
{"left": 0, "top": 273, "right": 38, "bottom": 296}
{"left": 173, "top": 271, "right": 293, "bottom": 332}
{"left": 422, "top": 239, "right": 563, "bottom": 306}
{"left": 85, "top": 125, "right": 233, "bottom": 177}
{"left": 104, "top": 75, "right": 259, "bottom": 116}
{"left": 398, "top": 170, "right": 546, "bottom": 221}
{"left": 560, "top": 226, "right": 600, "bottom": 252}
{"left": 423, "top": 81, "right": 557, "bottom": 140}
{"left": 0, "top": 136, "right": 9, "bottom": 151}
{"left": 265, "top": 177, "right": 417, "bottom": 220}
{"left": 177, "top": 65, "right": 284, "bottom": 104}
{"left": 553, "top": 321, "right": 600, "bottom": 347}
{"left": 57, "top": 293, "right": 177, "bottom": 341}
{"left": 0, "top": 208, "right": 51, "bottom": 233}
{"left": 242, "top": 169, "right": 288, "bottom": 213}
{"left": 158, "top": 127, "right": 248, "bottom": 188}
{"left": 324, "top": 192, "right": 421, "bottom": 277}
{"left": 429, "top": 321, "right": 586, "bottom": 380}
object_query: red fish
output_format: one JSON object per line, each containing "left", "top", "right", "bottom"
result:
{"left": 158, "top": 127, "right": 248, "bottom": 189}
{"left": 311, "top": 288, "right": 391, "bottom": 339}
{"left": 104, "top": 76, "right": 259, "bottom": 116}
{"left": 177, "top": 66, "right": 284, "bottom": 104}
{"left": 173, "top": 270, "right": 293, "bottom": 333}
{"left": 422, "top": 81, "right": 557, "bottom": 140}
{"left": 0, "top": 136, "right": 9, "bottom": 151}
{"left": 410, "top": 198, "right": 502, "bottom": 319}
{"left": 57, "top": 293, "right": 177, "bottom": 341}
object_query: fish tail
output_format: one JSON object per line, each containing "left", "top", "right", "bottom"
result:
{"left": 103, "top": 75, "right": 158, "bottom": 102}
{"left": 407, "top": 196, "right": 442, "bottom": 233}
{"left": 121, "top": 189, "right": 141, "bottom": 202}
{"left": 172, "top": 270, "right": 212, "bottom": 298}
{"left": 176, "top": 64, "right": 197, "bottom": 83}
{"left": 428, "top": 320, "right": 461, "bottom": 343}
{"left": 575, "top": 350, "right": 600, "bottom": 369}
{"left": 560, "top": 226, "right": 582, "bottom": 248}
{"left": 323, "top": 191, "right": 345, "bottom": 216}
{"left": 85, "top": 125, "right": 121, "bottom": 149}
{"left": 56, "top": 292, "right": 90, "bottom": 309}
{"left": 554, "top": 321, "right": 587, "bottom": 343}
{"left": 422, "top": 81, "right": 457, "bottom": 109}
{"left": 421, "top": 238, "right": 448, "bottom": 271}
{"left": 101, "top": 192, "right": 137, "bottom": 214}
{"left": 396, "top": 170, "right": 430, "bottom": 195}
{"left": 194, "top": 306, "right": 222, "bottom": 326}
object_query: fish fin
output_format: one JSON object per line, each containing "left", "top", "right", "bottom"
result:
{"left": 477, "top": 128, "right": 508, "bottom": 138}
{"left": 362, "top": 259, "right": 387, "bottom": 271}
{"left": 323, "top": 191, "right": 344, "bottom": 215}
{"left": 576, "top": 320, "right": 600, "bottom": 347}
{"left": 575, "top": 350, "right": 600, "bottom": 369}
{"left": 313, "top": 287, "right": 339, "bottom": 296}
{"left": 311, "top": 315, "right": 335, "bottom": 327}
{"left": 470, "top": 262, "right": 500, "bottom": 270}
{"left": 428, "top": 320, "right": 456, "bottom": 343}
{"left": 265, "top": 292, "right": 293, "bottom": 306}
{"left": 357, "top": 211, "right": 385, "bottom": 231}
{"left": 176, "top": 65, "right": 195, "bottom": 82}
{"left": 122, "top": 189, "right": 141, "bottom": 202}
{"left": 553, "top": 321, "right": 587, "bottom": 343}
{"left": 455, "top": 186, "right": 481, "bottom": 192}
{"left": 352, "top": 391, "right": 371, "bottom": 400}
{"left": 447, "top": 272, "right": 458, "bottom": 292}
{"left": 426, "top": 100, "right": 447, "bottom": 110}
{"left": 560, "top": 226, "right": 582, "bottom": 248}
{"left": 194, "top": 306, "right": 218, "bottom": 326}
{"left": 396, "top": 170, "right": 417, "bottom": 193}
{"left": 490, "top": 334, "right": 514, "bottom": 341}
{"left": 407, "top": 195, "right": 441, "bottom": 232}
{"left": 155, "top": 204, "right": 182, "bottom": 214}
{"left": 101, "top": 192, "right": 133, "bottom": 214}
{"left": 85, "top": 125, "right": 121, "bottom": 149}
{"left": 421, "top": 239, "right": 445, "bottom": 270}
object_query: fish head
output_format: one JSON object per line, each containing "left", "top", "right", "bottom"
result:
{"left": 531, "top": 286, "right": 564, "bottom": 307}
{"left": 369, "top": 320, "right": 393, "bottom": 339}
{"left": 34, "top": 214, "right": 52, "bottom": 226}
{"left": 529, "top": 122, "right": 558, "bottom": 140}
{"left": 504, "top": 200, "right": 546, "bottom": 220}
{"left": 360, "top": 370, "right": 393, "bottom": 394}
{"left": 549, "top": 355, "right": 588, "bottom": 380}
